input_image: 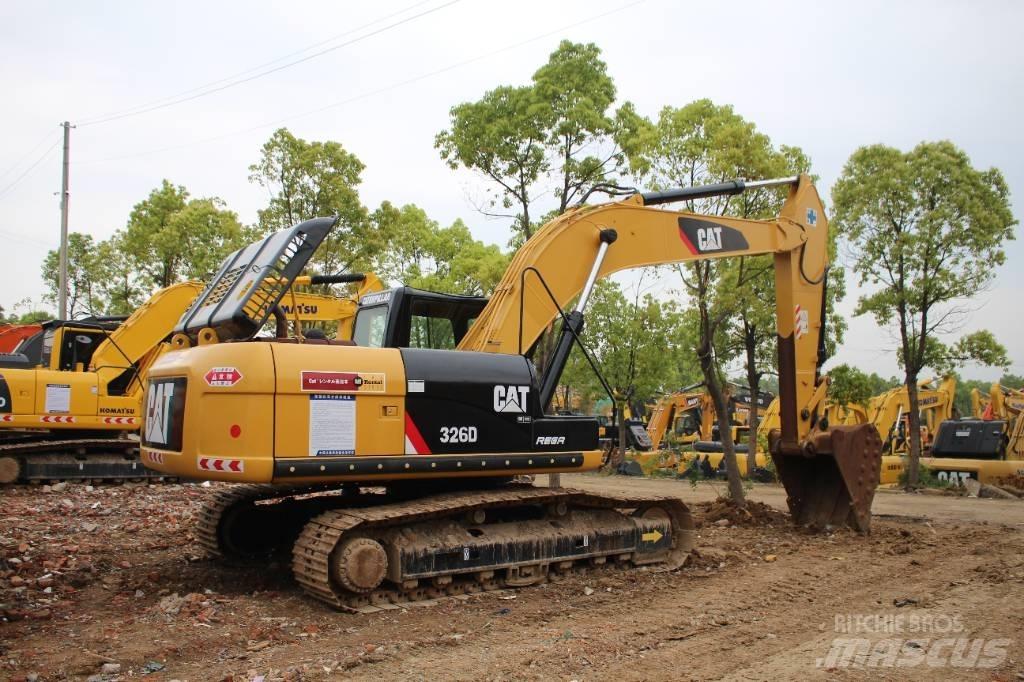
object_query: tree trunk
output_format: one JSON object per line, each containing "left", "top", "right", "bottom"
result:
{"left": 905, "top": 374, "right": 923, "bottom": 488}
{"left": 612, "top": 400, "right": 628, "bottom": 471}
{"left": 700, "top": 339, "right": 745, "bottom": 504}
{"left": 745, "top": 338, "right": 760, "bottom": 480}
{"left": 746, "top": 393, "right": 760, "bottom": 479}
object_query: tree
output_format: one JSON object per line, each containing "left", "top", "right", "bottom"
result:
{"left": 435, "top": 86, "right": 547, "bottom": 239}
{"left": 249, "top": 128, "right": 376, "bottom": 276}
{"left": 122, "top": 181, "right": 244, "bottom": 289}
{"left": 531, "top": 41, "right": 638, "bottom": 215}
{"left": 1000, "top": 373, "right": 1024, "bottom": 389}
{"left": 827, "top": 364, "right": 878, "bottom": 409}
{"left": 95, "top": 234, "right": 146, "bottom": 315}
{"left": 625, "top": 99, "right": 820, "bottom": 500}
{"left": 0, "top": 299, "right": 51, "bottom": 324}
{"left": 437, "top": 41, "right": 639, "bottom": 241}
{"left": 832, "top": 141, "right": 1016, "bottom": 486}
{"left": 370, "top": 202, "right": 510, "bottom": 295}
{"left": 42, "top": 233, "right": 104, "bottom": 317}
{"left": 567, "top": 278, "right": 687, "bottom": 466}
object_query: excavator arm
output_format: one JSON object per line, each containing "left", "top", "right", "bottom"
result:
{"left": 458, "top": 174, "right": 879, "bottom": 529}
{"left": 462, "top": 175, "right": 829, "bottom": 450}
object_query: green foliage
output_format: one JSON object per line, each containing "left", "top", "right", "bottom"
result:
{"left": 833, "top": 140, "right": 1016, "bottom": 484}
{"left": 249, "top": 128, "right": 374, "bottom": 275}
{"left": 1001, "top": 374, "right": 1024, "bottom": 389}
{"left": 0, "top": 299, "right": 51, "bottom": 324}
{"left": 833, "top": 141, "right": 1016, "bottom": 379}
{"left": 954, "top": 374, "right": 990, "bottom": 417}
{"left": 122, "top": 180, "right": 244, "bottom": 289}
{"left": 898, "top": 462, "right": 950, "bottom": 490}
{"left": 370, "top": 202, "right": 510, "bottom": 295}
{"left": 42, "top": 180, "right": 245, "bottom": 317}
{"left": 560, "top": 279, "right": 689, "bottom": 407}
{"left": 435, "top": 85, "right": 546, "bottom": 238}
{"left": 41, "top": 233, "right": 104, "bottom": 316}
{"left": 622, "top": 99, "right": 832, "bottom": 493}
{"left": 827, "top": 363, "right": 877, "bottom": 407}
{"left": 436, "top": 41, "right": 636, "bottom": 240}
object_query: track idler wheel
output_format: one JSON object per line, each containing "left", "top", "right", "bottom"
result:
{"left": 331, "top": 537, "right": 388, "bottom": 593}
{"left": 769, "top": 424, "right": 882, "bottom": 532}
{"left": 0, "top": 456, "right": 21, "bottom": 484}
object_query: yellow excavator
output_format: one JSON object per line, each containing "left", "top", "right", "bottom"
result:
{"left": 867, "top": 377, "right": 956, "bottom": 456}
{"left": 903, "top": 382, "right": 1024, "bottom": 486}
{"left": 636, "top": 384, "right": 772, "bottom": 477}
{"left": 141, "top": 174, "right": 881, "bottom": 611}
{"left": 0, "top": 274, "right": 380, "bottom": 483}
{"left": 646, "top": 384, "right": 772, "bottom": 450}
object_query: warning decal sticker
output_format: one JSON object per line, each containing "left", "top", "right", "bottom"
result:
{"left": 309, "top": 394, "right": 356, "bottom": 456}
{"left": 45, "top": 384, "right": 71, "bottom": 413}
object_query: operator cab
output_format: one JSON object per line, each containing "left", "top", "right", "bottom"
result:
{"left": 352, "top": 287, "right": 489, "bottom": 349}
{"left": 0, "top": 317, "right": 125, "bottom": 370}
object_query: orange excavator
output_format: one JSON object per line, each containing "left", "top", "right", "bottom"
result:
{"left": 0, "top": 324, "right": 42, "bottom": 354}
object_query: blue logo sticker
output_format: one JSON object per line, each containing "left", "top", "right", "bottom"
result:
{"left": 806, "top": 208, "right": 818, "bottom": 226}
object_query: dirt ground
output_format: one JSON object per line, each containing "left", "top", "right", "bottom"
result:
{"left": 2, "top": 474, "right": 1022, "bottom": 682}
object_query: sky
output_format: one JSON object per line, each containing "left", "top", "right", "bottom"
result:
{"left": 1, "top": 0, "right": 1021, "bottom": 380}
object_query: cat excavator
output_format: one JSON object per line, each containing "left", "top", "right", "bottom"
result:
{"left": 0, "top": 274, "right": 380, "bottom": 483}
{"left": 140, "top": 174, "right": 882, "bottom": 611}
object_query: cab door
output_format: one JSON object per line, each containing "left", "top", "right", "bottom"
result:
{"left": 33, "top": 328, "right": 100, "bottom": 418}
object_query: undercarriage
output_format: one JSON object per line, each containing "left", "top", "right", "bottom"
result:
{"left": 197, "top": 483, "right": 695, "bottom": 612}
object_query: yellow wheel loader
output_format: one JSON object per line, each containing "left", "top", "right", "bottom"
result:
{"left": 141, "top": 175, "right": 882, "bottom": 611}
{"left": 0, "top": 274, "right": 380, "bottom": 483}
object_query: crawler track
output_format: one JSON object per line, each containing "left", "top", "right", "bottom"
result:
{"left": 291, "top": 487, "right": 693, "bottom": 611}
{"left": 0, "top": 437, "right": 165, "bottom": 483}
{"left": 197, "top": 484, "right": 694, "bottom": 612}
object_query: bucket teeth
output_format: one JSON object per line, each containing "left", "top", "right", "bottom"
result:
{"left": 770, "top": 424, "right": 882, "bottom": 532}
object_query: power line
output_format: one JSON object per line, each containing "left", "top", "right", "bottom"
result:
{"left": 0, "top": 130, "right": 59, "bottom": 182}
{"left": 77, "top": 0, "right": 462, "bottom": 128}
{"left": 75, "top": 0, "right": 436, "bottom": 126}
{"left": 0, "top": 139, "right": 60, "bottom": 202}
{"left": 0, "top": 229, "right": 53, "bottom": 249}
{"left": 77, "top": 0, "right": 647, "bottom": 165}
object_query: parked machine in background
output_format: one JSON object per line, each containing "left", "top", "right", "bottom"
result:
{"left": 0, "top": 274, "right": 380, "bottom": 483}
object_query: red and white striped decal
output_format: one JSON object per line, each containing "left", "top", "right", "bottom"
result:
{"left": 0, "top": 415, "right": 12, "bottom": 422}
{"left": 404, "top": 413, "right": 431, "bottom": 455}
{"left": 794, "top": 304, "right": 809, "bottom": 340}
{"left": 197, "top": 456, "right": 244, "bottom": 473}
{"left": 40, "top": 415, "right": 75, "bottom": 424}
{"left": 102, "top": 416, "right": 137, "bottom": 425}
{"left": 147, "top": 451, "right": 165, "bottom": 465}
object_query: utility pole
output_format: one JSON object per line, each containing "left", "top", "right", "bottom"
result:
{"left": 58, "top": 121, "right": 72, "bottom": 320}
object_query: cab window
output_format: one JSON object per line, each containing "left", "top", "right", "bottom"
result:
{"left": 40, "top": 329, "right": 56, "bottom": 368}
{"left": 353, "top": 306, "right": 388, "bottom": 348}
{"left": 409, "top": 312, "right": 456, "bottom": 349}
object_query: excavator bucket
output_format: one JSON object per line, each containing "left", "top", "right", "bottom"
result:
{"left": 769, "top": 424, "right": 883, "bottom": 532}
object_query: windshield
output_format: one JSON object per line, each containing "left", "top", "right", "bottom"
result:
{"left": 40, "top": 328, "right": 56, "bottom": 368}
{"left": 353, "top": 306, "right": 388, "bottom": 348}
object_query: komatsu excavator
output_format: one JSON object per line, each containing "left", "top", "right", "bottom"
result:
{"left": 141, "top": 174, "right": 882, "bottom": 611}
{"left": 0, "top": 274, "right": 380, "bottom": 483}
